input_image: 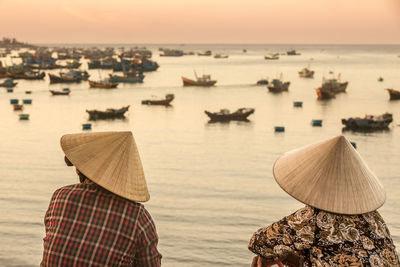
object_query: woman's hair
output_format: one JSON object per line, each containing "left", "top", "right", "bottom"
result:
{"left": 64, "top": 156, "right": 89, "bottom": 183}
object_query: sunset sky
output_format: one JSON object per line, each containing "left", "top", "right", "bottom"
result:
{"left": 1, "top": 0, "right": 400, "bottom": 44}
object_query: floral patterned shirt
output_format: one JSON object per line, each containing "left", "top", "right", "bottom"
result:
{"left": 249, "top": 206, "right": 399, "bottom": 266}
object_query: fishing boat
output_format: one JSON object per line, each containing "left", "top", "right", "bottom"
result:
{"left": 142, "top": 94, "right": 174, "bottom": 106}
{"left": 50, "top": 89, "right": 71, "bottom": 95}
{"left": 316, "top": 87, "right": 335, "bottom": 100}
{"left": 160, "top": 49, "right": 184, "bottom": 57}
{"left": 0, "top": 78, "right": 17, "bottom": 88}
{"left": 298, "top": 67, "right": 314, "bottom": 78}
{"left": 287, "top": 49, "right": 301, "bottom": 55}
{"left": 342, "top": 113, "right": 393, "bottom": 131}
{"left": 88, "top": 79, "right": 119, "bottom": 89}
{"left": 320, "top": 74, "right": 348, "bottom": 93}
{"left": 264, "top": 53, "right": 279, "bottom": 60}
{"left": 267, "top": 76, "right": 290, "bottom": 93}
{"left": 109, "top": 55, "right": 145, "bottom": 83}
{"left": 197, "top": 50, "right": 212, "bottom": 56}
{"left": 256, "top": 79, "right": 269, "bottom": 85}
{"left": 49, "top": 72, "right": 81, "bottom": 83}
{"left": 108, "top": 71, "right": 144, "bottom": 83}
{"left": 86, "top": 105, "right": 130, "bottom": 120}
{"left": 386, "top": 88, "right": 400, "bottom": 100}
{"left": 7, "top": 70, "right": 45, "bottom": 80}
{"left": 182, "top": 72, "right": 217, "bottom": 87}
{"left": 214, "top": 54, "right": 229, "bottom": 59}
{"left": 205, "top": 108, "right": 255, "bottom": 122}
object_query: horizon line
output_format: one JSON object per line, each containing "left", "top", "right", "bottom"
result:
{"left": 33, "top": 42, "right": 400, "bottom": 46}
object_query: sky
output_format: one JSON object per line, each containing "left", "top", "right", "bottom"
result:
{"left": 1, "top": 0, "right": 400, "bottom": 44}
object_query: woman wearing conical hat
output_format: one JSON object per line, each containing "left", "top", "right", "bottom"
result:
{"left": 249, "top": 135, "right": 399, "bottom": 267}
{"left": 41, "top": 131, "right": 162, "bottom": 266}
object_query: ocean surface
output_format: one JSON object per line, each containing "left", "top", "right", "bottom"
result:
{"left": 0, "top": 44, "right": 400, "bottom": 266}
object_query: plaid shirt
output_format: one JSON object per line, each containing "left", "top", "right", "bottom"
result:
{"left": 41, "top": 180, "right": 161, "bottom": 267}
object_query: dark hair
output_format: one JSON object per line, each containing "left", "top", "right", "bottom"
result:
{"left": 64, "top": 156, "right": 89, "bottom": 183}
{"left": 64, "top": 156, "right": 73, "bottom": 166}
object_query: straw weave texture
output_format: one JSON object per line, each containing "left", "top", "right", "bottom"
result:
{"left": 273, "top": 135, "right": 385, "bottom": 214}
{"left": 60, "top": 131, "right": 150, "bottom": 202}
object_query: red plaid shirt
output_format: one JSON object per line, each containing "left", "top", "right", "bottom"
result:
{"left": 41, "top": 180, "right": 161, "bottom": 267}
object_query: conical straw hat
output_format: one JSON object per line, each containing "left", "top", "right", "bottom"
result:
{"left": 60, "top": 131, "right": 150, "bottom": 202}
{"left": 273, "top": 135, "right": 385, "bottom": 214}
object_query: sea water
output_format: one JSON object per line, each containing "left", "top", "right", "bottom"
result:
{"left": 0, "top": 44, "right": 399, "bottom": 266}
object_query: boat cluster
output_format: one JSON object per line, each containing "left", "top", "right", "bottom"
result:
{"left": 1, "top": 39, "right": 398, "bottom": 132}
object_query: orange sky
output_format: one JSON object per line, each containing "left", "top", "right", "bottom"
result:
{"left": 1, "top": 0, "right": 400, "bottom": 44}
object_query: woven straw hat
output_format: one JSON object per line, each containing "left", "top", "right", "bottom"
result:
{"left": 60, "top": 131, "right": 150, "bottom": 202}
{"left": 273, "top": 135, "right": 385, "bottom": 214}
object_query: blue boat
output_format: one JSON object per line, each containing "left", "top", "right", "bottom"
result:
{"left": 274, "top": 126, "right": 285, "bottom": 132}
{"left": 10, "top": 99, "right": 19, "bottom": 104}
{"left": 113, "top": 58, "right": 159, "bottom": 72}
{"left": 19, "top": 114, "right": 29, "bottom": 120}
{"left": 342, "top": 113, "right": 392, "bottom": 131}
{"left": 109, "top": 71, "right": 144, "bottom": 83}
{"left": 23, "top": 99, "right": 32, "bottom": 104}
{"left": 293, "top": 101, "right": 303, "bottom": 107}
{"left": 7, "top": 88, "right": 13, "bottom": 93}
{"left": 82, "top": 123, "right": 92, "bottom": 130}
{"left": 312, "top": 119, "right": 323, "bottom": 127}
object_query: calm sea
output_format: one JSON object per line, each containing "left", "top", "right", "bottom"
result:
{"left": 0, "top": 44, "right": 399, "bottom": 266}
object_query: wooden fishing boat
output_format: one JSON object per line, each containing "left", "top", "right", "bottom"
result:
{"left": 205, "top": 108, "right": 254, "bottom": 122}
{"left": 7, "top": 71, "right": 45, "bottom": 80}
{"left": 109, "top": 71, "right": 144, "bottom": 83}
{"left": 182, "top": 73, "right": 217, "bottom": 87}
{"left": 287, "top": 49, "right": 301, "bottom": 55}
{"left": 298, "top": 67, "right": 314, "bottom": 78}
{"left": 0, "top": 79, "right": 17, "bottom": 88}
{"left": 86, "top": 105, "right": 130, "bottom": 120}
{"left": 50, "top": 89, "right": 70, "bottom": 95}
{"left": 49, "top": 73, "right": 80, "bottom": 83}
{"left": 267, "top": 78, "right": 290, "bottom": 92}
{"left": 316, "top": 87, "right": 335, "bottom": 100}
{"left": 264, "top": 53, "right": 279, "bottom": 60}
{"left": 256, "top": 79, "right": 269, "bottom": 85}
{"left": 214, "top": 54, "right": 228, "bottom": 59}
{"left": 88, "top": 79, "right": 119, "bottom": 89}
{"left": 386, "top": 88, "right": 400, "bottom": 100}
{"left": 342, "top": 113, "right": 393, "bottom": 131}
{"left": 142, "top": 94, "right": 174, "bottom": 106}
{"left": 320, "top": 74, "right": 348, "bottom": 93}
{"left": 197, "top": 50, "right": 212, "bottom": 56}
